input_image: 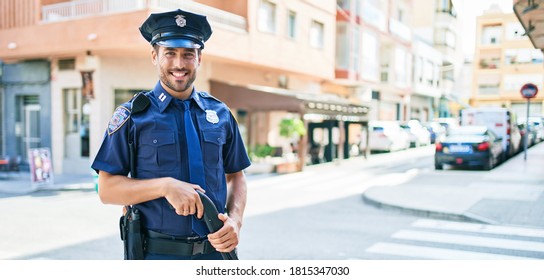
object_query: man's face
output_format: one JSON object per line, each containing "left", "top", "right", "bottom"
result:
{"left": 152, "top": 45, "right": 201, "bottom": 96}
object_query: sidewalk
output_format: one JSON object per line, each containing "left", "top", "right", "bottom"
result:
{"left": 0, "top": 171, "right": 96, "bottom": 195}
{"left": 363, "top": 142, "right": 544, "bottom": 228}
{"left": 1, "top": 143, "right": 543, "bottom": 228}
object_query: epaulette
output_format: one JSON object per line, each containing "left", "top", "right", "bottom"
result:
{"left": 198, "top": 91, "right": 222, "bottom": 103}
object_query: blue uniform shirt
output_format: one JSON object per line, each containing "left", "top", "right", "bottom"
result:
{"left": 92, "top": 81, "right": 251, "bottom": 237}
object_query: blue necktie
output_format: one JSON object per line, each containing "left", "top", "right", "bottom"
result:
{"left": 182, "top": 100, "right": 206, "bottom": 187}
{"left": 182, "top": 100, "right": 208, "bottom": 235}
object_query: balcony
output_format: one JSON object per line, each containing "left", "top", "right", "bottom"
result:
{"left": 478, "top": 85, "right": 500, "bottom": 95}
{"left": 388, "top": 18, "right": 411, "bottom": 42}
{"left": 42, "top": 0, "right": 246, "bottom": 31}
{"left": 361, "top": 2, "right": 386, "bottom": 32}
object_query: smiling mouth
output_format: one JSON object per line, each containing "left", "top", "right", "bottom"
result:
{"left": 171, "top": 71, "right": 188, "bottom": 78}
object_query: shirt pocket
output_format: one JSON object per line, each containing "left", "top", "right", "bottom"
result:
{"left": 202, "top": 129, "right": 225, "bottom": 168}
{"left": 139, "top": 131, "right": 178, "bottom": 171}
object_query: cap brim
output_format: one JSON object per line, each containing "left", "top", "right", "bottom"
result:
{"left": 155, "top": 39, "right": 202, "bottom": 49}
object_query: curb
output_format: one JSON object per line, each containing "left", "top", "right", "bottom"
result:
{"left": 361, "top": 193, "right": 493, "bottom": 224}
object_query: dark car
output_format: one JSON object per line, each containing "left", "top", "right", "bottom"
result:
{"left": 435, "top": 125, "right": 503, "bottom": 171}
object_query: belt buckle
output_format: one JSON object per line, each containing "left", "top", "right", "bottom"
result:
{"left": 192, "top": 240, "right": 205, "bottom": 255}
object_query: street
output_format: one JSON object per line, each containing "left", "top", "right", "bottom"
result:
{"left": 0, "top": 146, "right": 543, "bottom": 260}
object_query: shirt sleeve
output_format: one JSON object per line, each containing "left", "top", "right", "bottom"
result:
{"left": 222, "top": 111, "right": 251, "bottom": 174}
{"left": 91, "top": 110, "right": 132, "bottom": 176}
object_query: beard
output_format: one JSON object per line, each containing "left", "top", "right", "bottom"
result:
{"left": 159, "top": 68, "right": 197, "bottom": 94}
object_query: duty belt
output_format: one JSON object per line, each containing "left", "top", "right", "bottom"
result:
{"left": 145, "top": 230, "right": 216, "bottom": 256}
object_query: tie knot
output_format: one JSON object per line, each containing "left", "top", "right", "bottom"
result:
{"left": 182, "top": 100, "right": 191, "bottom": 111}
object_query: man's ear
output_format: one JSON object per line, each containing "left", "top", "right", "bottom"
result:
{"left": 151, "top": 48, "right": 158, "bottom": 65}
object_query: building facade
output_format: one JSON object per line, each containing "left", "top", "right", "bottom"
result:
{"left": 473, "top": 8, "right": 544, "bottom": 118}
{"left": 0, "top": 0, "right": 369, "bottom": 174}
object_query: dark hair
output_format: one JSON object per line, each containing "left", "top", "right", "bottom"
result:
{"left": 153, "top": 44, "right": 202, "bottom": 56}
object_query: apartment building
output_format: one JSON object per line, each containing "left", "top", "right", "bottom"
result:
{"left": 412, "top": 0, "right": 465, "bottom": 118}
{"left": 334, "top": 0, "right": 414, "bottom": 122}
{"left": 473, "top": 8, "right": 544, "bottom": 117}
{"left": 0, "top": 0, "right": 369, "bottom": 174}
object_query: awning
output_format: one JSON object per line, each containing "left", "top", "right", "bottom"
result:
{"left": 513, "top": 0, "right": 544, "bottom": 50}
{"left": 209, "top": 80, "right": 369, "bottom": 121}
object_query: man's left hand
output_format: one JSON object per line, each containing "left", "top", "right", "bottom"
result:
{"left": 207, "top": 213, "right": 240, "bottom": 253}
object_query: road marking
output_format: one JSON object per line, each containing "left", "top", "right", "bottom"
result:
{"left": 366, "top": 242, "right": 536, "bottom": 260}
{"left": 392, "top": 230, "right": 544, "bottom": 252}
{"left": 412, "top": 219, "right": 544, "bottom": 238}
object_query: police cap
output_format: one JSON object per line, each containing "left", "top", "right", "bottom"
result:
{"left": 139, "top": 9, "right": 212, "bottom": 49}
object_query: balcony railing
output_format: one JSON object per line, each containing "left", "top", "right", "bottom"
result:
{"left": 42, "top": 0, "right": 145, "bottom": 22}
{"left": 42, "top": 0, "right": 246, "bottom": 31}
{"left": 389, "top": 18, "right": 411, "bottom": 42}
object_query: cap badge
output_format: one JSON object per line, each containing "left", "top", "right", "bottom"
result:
{"left": 205, "top": 110, "right": 219, "bottom": 124}
{"left": 175, "top": 15, "right": 186, "bottom": 27}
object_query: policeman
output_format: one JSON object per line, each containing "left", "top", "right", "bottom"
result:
{"left": 91, "top": 9, "right": 251, "bottom": 260}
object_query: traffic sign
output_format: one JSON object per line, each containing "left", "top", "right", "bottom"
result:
{"left": 520, "top": 83, "right": 538, "bottom": 99}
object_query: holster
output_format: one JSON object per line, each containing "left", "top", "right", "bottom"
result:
{"left": 119, "top": 206, "right": 145, "bottom": 260}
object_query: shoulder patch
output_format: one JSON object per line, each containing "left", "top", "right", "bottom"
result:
{"left": 108, "top": 106, "right": 131, "bottom": 135}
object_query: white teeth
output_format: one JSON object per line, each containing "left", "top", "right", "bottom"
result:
{"left": 172, "top": 72, "right": 186, "bottom": 78}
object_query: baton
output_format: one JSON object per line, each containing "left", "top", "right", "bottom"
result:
{"left": 196, "top": 190, "right": 239, "bottom": 260}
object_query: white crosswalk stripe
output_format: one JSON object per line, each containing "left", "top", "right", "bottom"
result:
{"left": 365, "top": 219, "right": 544, "bottom": 260}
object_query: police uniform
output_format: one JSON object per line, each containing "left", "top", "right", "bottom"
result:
{"left": 91, "top": 9, "right": 251, "bottom": 260}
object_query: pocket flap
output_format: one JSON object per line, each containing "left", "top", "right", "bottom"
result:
{"left": 140, "top": 131, "right": 175, "bottom": 147}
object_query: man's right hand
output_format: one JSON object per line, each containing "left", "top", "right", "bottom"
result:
{"left": 162, "top": 177, "right": 205, "bottom": 219}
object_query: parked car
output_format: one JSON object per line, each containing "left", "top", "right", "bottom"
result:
{"left": 433, "top": 117, "right": 459, "bottom": 134}
{"left": 400, "top": 120, "right": 431, "bottom": 147}
{"left": 518, "top": 117, "right": 544, "bottom": 144}
{"left": 368, "top": 121, "right": 411, "bottom": 152}
{"left": 424, "top": 121, "right": 447, "bottom": 144}
{"left": 517, "top": 123, "right": 537, "bottom": 148}
{"left": 435, "top": 125, "right": 504, "bottom": 171}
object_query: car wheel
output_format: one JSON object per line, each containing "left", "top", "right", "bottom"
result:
{"left": 435, "top": 163, "right": 443, "bottom": 170}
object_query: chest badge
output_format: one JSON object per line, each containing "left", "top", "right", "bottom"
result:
{"left": 205, "top": 110, "right": 219, "bottom": 124}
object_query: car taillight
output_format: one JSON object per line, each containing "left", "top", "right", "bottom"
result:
{"left": 435, "top": 142, "right": 443, "bottom": 151}
{"left": 477, "top": 142, "right": 490, "bottom": 151}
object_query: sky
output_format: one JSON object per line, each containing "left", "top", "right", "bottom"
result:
{"left": 452, "top": 0, "right": 515, "bottom": 57}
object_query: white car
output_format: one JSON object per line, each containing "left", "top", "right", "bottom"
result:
{"left": 368, "top": 121, "right": 411, "bottom": 152}
{"left": 400, "top": 120, "right": 431, "bottom": 147}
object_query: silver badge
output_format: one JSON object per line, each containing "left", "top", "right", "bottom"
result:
{"left": 175, "top": 15, "right": 186, "bottom": 27}
{"left": 205, "top": 110, "right": 219, "bottom": 124}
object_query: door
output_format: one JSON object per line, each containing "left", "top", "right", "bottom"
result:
{"left": 23, "top": 104, "right": 42, "bottom": 158}
{"left": 15, "top": 95, "right": 41, "bottom": 165}
{"left": 63, "top": 89, "right": 90, "bottom": 174}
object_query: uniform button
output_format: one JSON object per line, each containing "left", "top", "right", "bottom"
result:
{"left": 153, "top": 139, "right": 158, "bottom": 144}
{"left": 217, "top": 138, "right": 221, "bottom": 142}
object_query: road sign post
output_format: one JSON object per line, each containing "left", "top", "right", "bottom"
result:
{"left": 520, "top": 83, "right": 538, "bottom": 161}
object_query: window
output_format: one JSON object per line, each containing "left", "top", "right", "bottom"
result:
{"left": 361, "top": 30, "right": 378, "bottom": 81}
{"left": 337, "top": 0, "right": 350, "bottom": 11}
{"left": 335, "top": 23, "right": 349, "bottom": 69}
{"left": 287, "top": 10, "right": 296, "bottom": 39}
{"left": 505, "top": 22, "right": 525, "bottom": 40}
{"left": 481, "top": 25, "right": 502, "bottom": 45}
{"left": 503, "top": 74, "right": 543, "bottom": 91}
{"left": 504, "top": 48, "right": 543, "bottom": 65}
{"left": 258, "top": 0, "right": 276, "bottom": 33}
{"left": 435, "top": 28, "right": 456, "bottom": 49}
{"left": 310, "top": 20, "right": 324, "bottom": 49}
{"left": 58, "top": 58, "right": 76, "bottom": 71}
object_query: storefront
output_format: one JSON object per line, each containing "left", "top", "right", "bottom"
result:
{"left": 210, "top": 80, "right": 370, "bottom": 170}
